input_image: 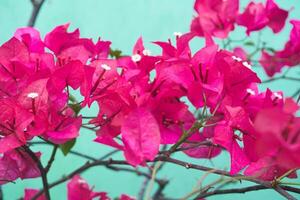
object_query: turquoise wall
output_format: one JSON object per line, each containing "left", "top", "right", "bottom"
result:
{"left": 0, "top": 0, "right": 300, "bottom": 199}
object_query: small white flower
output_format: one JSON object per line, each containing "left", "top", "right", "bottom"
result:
{"left": 273, "top": 92, "right": 283, "bottom": 99}
{"left": 101, "top": 64, "right": 111, "bottom": 70}
{"left": 27, "top": 92, "right": 39, "bottom": 99}
{"left": 232, "top": 55, "right": 242, "bottom": 62}
{"left": 242, "top": 61, "right": 252, "bottom": 69}
{"left": 77, "top": 179, "right": 87, "bottom": 184}
{"left": 173, "top": 32, "right": 183, "bottom": 37}
{"left": 131, "top": 54, "right": 142, "bottom": 62}
{"left": 246, "top": 88, "right": 255, "bottom": 96}
{"left": 142, "top": 49, "right": 151, "bottom": 56}
{"left": 102, "top": 114, "right": 107, "bottom": 120}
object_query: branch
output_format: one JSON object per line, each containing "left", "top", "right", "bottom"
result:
{"left": 194, "top": 185, "right": 269, "bottom": 199}
{"left": 0, "top": 186, "right": 3, "bottom": 200}
{"left": 30, "top": 155, "right": 300, "bottom": 200}
{"left": 262, "top": 76, "right": 300, "bottom": 84}
{"left": 106, "top": 165, "right": 167, "bottom": 187}
{"left": 22, "top": 146, "right": 51, "bottom": 200}
{"left": 28, "top": 0, "right": 46, "bottom": 27}
{"left": 45, "top": 145, "right": 58, "bottom": 173}
{"left": 157, "top": 156, "right": 297, "bottom": 200}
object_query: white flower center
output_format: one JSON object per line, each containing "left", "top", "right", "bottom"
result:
{"left": 131, "top": 54, "right": 142, "bottom": 62}
{"left": 242, "top": 61, "right": 252, "bottom": 69}
{"left": 273, "top": 92, "right": 283, "bottom": 99}
{"left": 246, "top": 88, "right": 255, "bottom": 96}
{"left": 173, "top": 32, "right": 183, "bottom": 37}
{"left": 77, "top": 179, "right": 87, "bottom": 184}
{"left": 27, "top": 92, "right": 39, "bottom": 99}
{"left": 142, "top": 49, "right": 151, "bottom": 56}
{"left": 232, "top": 55, "right": 242, "bottom": 62}
{"left": 101, "top": 64, "right": 111, "bottom": 70}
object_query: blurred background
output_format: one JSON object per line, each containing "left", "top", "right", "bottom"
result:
{"left": 0, "top": 0, "right": 300, "bottom": 199}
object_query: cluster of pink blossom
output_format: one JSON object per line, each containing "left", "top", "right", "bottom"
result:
{"left": 191, "top": 0, "right": 300, "bottom": 77}
{"left": 24, "top": 175, "right": 134, "bottom": 200}
{"left": 0, "top": 0, "right": 299, "bottom": 198}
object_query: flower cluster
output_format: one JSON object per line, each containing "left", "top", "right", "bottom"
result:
{"left": 0, "top": 0, "right": 299, "bottom": 198}
{"left": 24, "top": 175, "right": 134, "bottom": 200}
{"left": 190, "top": 0, "right": 300, "bottom": 77}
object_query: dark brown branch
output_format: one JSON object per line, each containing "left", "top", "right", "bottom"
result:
{"left": 31, "top": 155, "right": 300, "bottom": 200}
{"left": 69, "top": 150, "right": 98, "bottom": 161}
{"left": 262, "top": 76, "right": 300, "bottom": 84}
{"left": 194, "top": 185, "right": 269, "bottom": 199}
{"left": 153, "top": 180, "right": 169, "bottom": 200}
{"left": 32, "top": 150, "right": 120, "bottom": 199}
{"left": 159, "top": 140, "right": 221, "bottom": 155}
{"left": 28, "top": 0, "right": 46, "bottom": 27}
{"left": 45, "top": 145, "right": 58, "bottom": 173}
{"left": 194, "top": 185, "right": 300, "bottom": 199}
{"left": 106, "top": 165, "right": 168, "bottom": 187}
{"left": 99, "top": 149, "right": 120, "bottom": 160}
{"left": 0, "top": 186, "right": 3, "bottom": 200}
{"left": 157, "top": 156, "right": 297, "bottom": 200}
{"left": 31, "top": 159, "right": 128, "bottom": 199}
{"left": 22, "top": 146, "right": 51, "bottom": 200}
{"left": 281, "top": 186, "right": 300, "bottom": 194}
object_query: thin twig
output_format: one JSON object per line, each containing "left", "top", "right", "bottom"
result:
{"left": 138, "top": 179, "right": 151, "bottom": 200}
{"left": 195, "top": 185, "right": 269, "bottom": 199}
{"left": 45, "top": 145, "right": 58, "bottom": 173}
{"left": 262, "top": 76, "right": 300, "bottom": 84}
{"left": 0, "top": 186, "right": 3, "bottom": 200}
{"left": 22, "top": 146, "right": 51, "bottom": 200}
{"left": 144, "top": 162, "right": 163, "bottom": 200}
{"left": 28, "top": 0, "right": 46, "bottom": 27}
{"left": 157, "top": 156, "right": 297, "bottom": 200}
{"left": 31, "top": 155, "right": 300, "bottom": 200}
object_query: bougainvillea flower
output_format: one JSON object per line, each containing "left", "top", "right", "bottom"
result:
{"left": 24, "top": 189, "right": 46, "bottom": 200}
{"left": 212, "top": 106, "right": 253, "bottom": 174}
{"left": 14, "top": 27, "right": 45, "bottom": 53}
{"left": 244, "top": 156, "right": 297, "bottom": 181}
{"left": 47, "top": 60, "right": 85, "bottom": 94}
{"left": 266, "top": 0, "right": 289, "bottom": 33}
{"left": 150, "top": 96, "right": 196, "bottom": 144}
{"left": 67, "top": 175, "right": 107, "bottom": 200}
{"left": 188, "top": 44, "right": 224, "bottom": 108}
{"left": 244, "top": 99, "right": 300, "bottom": 180}
{"left": 44, "top": 24, "right": 95, "bottom": 64}
{"left": 46, "top": 114, "right": 82, "bottom": 144}
{"left": 233, "top": 47, "right": 248, "bottom": 61}
{"left": 183, "top": 116, "right": 222, "bottom": 159}
{"left": 0, "top": 150, "right": 40, "bottom": 184}
{"left": 153, "top": 32, "right": 194, "bottom": 60}
{"left": 121, "top": 107, "right": 160, "bottom": 166}
{"left": 259, "top": 50, "right": 284, "bottom": 77}
{"left": 25, "top": 176, "right": 136, "bottom": 200}
{"left": 0, "top": 99, "right": 34, "bottom": 153}
{"left": 237, "top": 2, "right": 269, "bottom": 35}
{"left": 191, "top": 0, "right": 239, "bottom": 38}
{"left": 275, "top": 20, "right": 300, "bottom": 67}
{"left": 119, "top": 194, "right": 136, "bottom": 200}
{"left": 259, "top": 20, "right": 300, "bottom": 76}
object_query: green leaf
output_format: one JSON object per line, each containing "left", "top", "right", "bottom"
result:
{"left": 60, "top": 139, "right": 76, "bottom": 156}
{"left": 109, "top": 48, "right": 122, "bottom": 58}
{"left": 68, "top": 94, "right": 78, "bottom": 103}
{"left": 69, "top": 103, "right": 82, "bottom": 115}
{"left": 265, "top": 47, "right": 276, "bottom": 53}
{"left": 244, "top": 41, "right": 255, "bottom": 46}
